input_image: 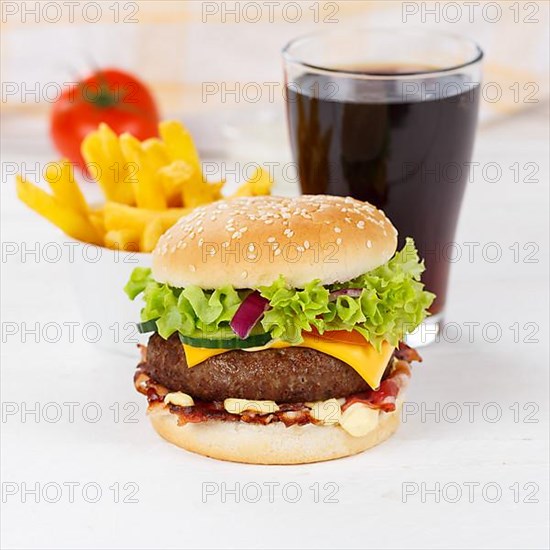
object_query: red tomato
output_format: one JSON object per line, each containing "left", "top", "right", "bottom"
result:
{"left": 50, "top": 68, "right": 159, "bottom": 166}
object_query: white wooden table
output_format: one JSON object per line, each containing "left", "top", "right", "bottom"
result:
{"left": 1, "top": 106, "right": 548, "bottom": 550}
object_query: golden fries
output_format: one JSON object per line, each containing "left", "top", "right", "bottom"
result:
{"left": 103, "top": 201, "right": 190, "bottom": 233}
{"left": 182, "top": 178, "right": 224, "bottom": 208}
{"left": 104, "top": 229, "right": 141, "bottom": 252}
{"left": 232, "top": 167, "right": 273, "bottom": 197}
{"left": 81, "top": 124, "right": 135, "bottom": 205}
{"left": 159, "top": 120, "right": 200, "bottom": 170}
{"left": 141, "top": 218, "right": 165, "bottom": 253}
{"left": 16, "top": 120, "right": 274, "bottom": 252}
{"left": 119, "top": 133, "right": 167, "bottom": 210}
{"left": 142, "top": 138, "right": 171, "bottom": 172}
{"left": 16, "top": 175, "right": 103, "bottom": 245}
{"left": 44, "top": 160, "right": 90, "bottom": 216}
{"left": 157, "top": 160, "right": 193, "bottom": 207}
{"left": 88, "top": 208, "right": 106, "bottom": 236}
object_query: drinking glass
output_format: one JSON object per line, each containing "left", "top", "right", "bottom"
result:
{"left": 283, "top": 28, "right": 483, "bottom": 345}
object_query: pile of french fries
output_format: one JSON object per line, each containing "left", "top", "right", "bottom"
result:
{"left": 16, "top": 120, "right": 272, "bottom": 252}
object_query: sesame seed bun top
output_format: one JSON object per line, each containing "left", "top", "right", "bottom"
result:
{"left": 151, "top": 195, "right": 398, "bottom": 289}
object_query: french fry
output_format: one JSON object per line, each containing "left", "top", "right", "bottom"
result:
{"left": 97, "top": 123, "right": 136, "bottom": 205}
{"left": 182, "top": 178, "right": 224, "bottom": 208}
{"left": 141, "top": 218, "right": 165, "bottom": 253}
{"left": 159, "top": 120, "right": 200, "bottom": 171}
{"left": 80, "top": 133, "right": 109, "bottom": 194}
{"left": 81, "top": 124, "right": 135, "bottom": 205}
{"left": 120, "top": 133, "right": 166, "bottom": 210}
{"left": 81, "top": 134, "right": 132, "bottom": 205}
{"left": 104, "top": 229, "right": 141, "bottom": 252}
{"left": 103, "top": 202, "right": 153, "bottom": 233}
{"left": 157, "top": 160, "right": 198, "bottom": 207}
{"left": 103, "top": 202, "right": 190, "bottom": 234}
{"left": 43, "top": 160, "right": 90, "bottom": 216}
{"left": 142, "top": 138, "right": 171, "bottom": 172}
{"left": 16, "top": 175, "right": 103, "bottom": 245}
{"left": 88, "top": 208, "right": 106, "bottom": 239}
{"left": 157, "top": 207, "right": 192, "bottom": 229}
{"left": 231, "top": 167, "right": 273, "bottom": 197}
{"left": 89, "top": 215, "right": 106, "bottom": 239}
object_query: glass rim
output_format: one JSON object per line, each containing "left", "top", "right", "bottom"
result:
{"left": 282, "top": 27, "right": 484, "bottom": 80}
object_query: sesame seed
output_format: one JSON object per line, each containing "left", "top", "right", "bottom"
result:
{"left": 241, "top": 271, "right": 248, "bottom": 278}
{"left": 366, "top": 240, "right": 372, "bottom": 248}
{"left": 336, "top": 238, "right": 342, "bottom": 245}
{"left": 189, "top": 264, "right": 196, "bottom": 272}
{"left": 334, "top": 227, "right": 342, "bottom": 233}
{"left": 303, "top": 240, "right": 310, "bottom": 249}
{"left": 274, "top": 248, "right": 281, "bottom": 256}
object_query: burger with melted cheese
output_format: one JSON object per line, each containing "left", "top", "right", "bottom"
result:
{"left": 125, "top": 195, "right": 434, "bottom": 464}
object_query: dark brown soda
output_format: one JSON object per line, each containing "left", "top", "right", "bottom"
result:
{"left": 286, "top": 66, "right": 480, "bottom": 314}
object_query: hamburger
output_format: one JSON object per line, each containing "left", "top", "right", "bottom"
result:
{"left": 125, "top": 195, "right": 434, "bottom": 464}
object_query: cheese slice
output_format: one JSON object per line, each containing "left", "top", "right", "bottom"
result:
{"left": 182, "top": 337, "right": 395, "bottom": 390}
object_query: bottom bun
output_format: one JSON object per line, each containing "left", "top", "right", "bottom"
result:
{"left": 148, "top": 407, "right": 401, "bottom": 464}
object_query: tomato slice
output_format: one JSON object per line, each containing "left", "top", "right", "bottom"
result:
{"left": 306, "top": 328, "right": 369, "bottom": 346}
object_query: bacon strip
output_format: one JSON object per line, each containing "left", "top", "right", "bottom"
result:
{"left": 342, "top": 360, "right": 411, "bottom": 413}
{"left": 135, "top": 346, "right": 418, "bottom": 425}
{"left": 394, "top": 342, "right": 422, "bottom": 363}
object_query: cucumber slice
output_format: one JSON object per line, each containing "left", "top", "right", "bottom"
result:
{"left": 178, "top": 331, "right": 272, "bottom": 349}
{"left": 136, "top": 319, "right": 158, "bottom": 334}
{"left": 137, "top": 319, "right": 273, "bottom": 349}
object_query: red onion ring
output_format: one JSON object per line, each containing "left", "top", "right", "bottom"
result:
{"left": 230, "top": 291, "right": 270, "bottom": 339}
{"left": 328, "top": 288, "right": 363, "bottom": 301}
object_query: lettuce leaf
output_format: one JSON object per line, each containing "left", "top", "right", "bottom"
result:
{"left": 259, "top": 277, "right": 330, "bottom": 344}
{"left": 124, "top": 270, "right": 245, "bottom": 339}
{"left": 123, "top": 267, "right": 153, "bottom": 300}
{"left": 125, "top": 238, "right": 434, "bottom": 347}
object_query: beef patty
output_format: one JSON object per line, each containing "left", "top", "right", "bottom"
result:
{"left": 142, "top": 333, "right": 380, "bottom": 403}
